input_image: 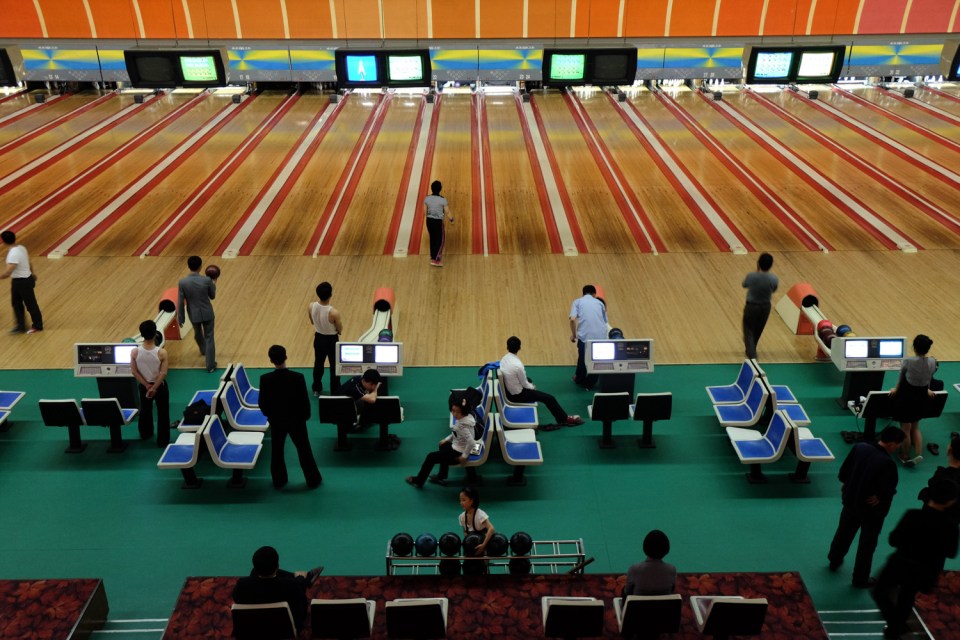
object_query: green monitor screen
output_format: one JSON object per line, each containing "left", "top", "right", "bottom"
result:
{"left": 387, "top": 55, "right": 423, "bottom": 82}
{"left": 549, "top": 54, "right": 586, "bottom": 81}
{"left": 180, "top": 56, "right": 219, "bottom": 83}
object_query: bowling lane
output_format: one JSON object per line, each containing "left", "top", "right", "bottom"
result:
{"left": 669, "top": 90, "right": 887, "bottom": 252}
{"left": 821, "top": 87, "right": 958, "bottom": 168}
{"left": 253, "top": 94, "right": 380, "bottom": 255}
{"left": 773, "top": 90, "right": 958, "bottom": 220}
{"left": 914, "top": 87, "right": 960, "bottom": 118}
{"left": 81, "top": 93, "right": 299, "bottom": 256}
{"left": 0, "top": 92, "right": 36, "bottom": 121}
{"left": 729, "top": 90, "right": 960, "bottom": 249}
{"left": 326, "top": 97, "right": 421, "bottom": 255}
{"left": 0, "top": 93, "right": 101, "bottom": 146}
{"left": 160, "top": 94, "right": 331, "bottom": 257}
{"left": 484, "top": 96, "right": 552, "bottom": 254}
{"left": 847, "top": 86, "right": 960, "bottom": 138}
{"left": 589, "top": 90, "right": 805, "bottom": 252}
{"left": 0, "top": 93, "right": 194, "bottom": 211}
{"left": 535, "top": 93, "right": 646, "bottom": 254}
{"left": 0, "top": 93, "right": 135, "bottom": 177}
{"left": 11, "top": 94, "right": 230, "bottom": 252}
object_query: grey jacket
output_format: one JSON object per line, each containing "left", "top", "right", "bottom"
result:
{"left": 177, "top": 272, "right": 216, "bottom": 324}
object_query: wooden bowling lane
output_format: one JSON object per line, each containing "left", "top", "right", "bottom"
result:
{"left": 846, "top": 86, "right": 960, "bottom": 137}
{"left": 733, "top": 89, "right": 960, "bottom": 250}
{"left": 323, "top": 96, "right": 421, "bottom": 255}
{"left": 0, "top": 93, "right": 195, "bottom": 213}
{"left": 670, "top": 90, "right": 888, "bottom": 252}
{"left": 0, "top": 92, "right": 94, "bottom": 146}
{"left": 772, "top": 90, "right": 960, "bottom": 227}
{"left": 483, "top": 94, "right": 553, "bottom": 254}
{"left": 0, "top": 91, "right": 38, "bottom": 122}
{"left": 821, "top": 87, "right": 959, "bottom": 168}
{"left": 8, "top": 94, "right": 229, "bottom": 252}
{"left": 598, "top": 90, "right": 807, "bottom": 252}
{"left": 249, "top": 94, "right": 378, "bottom": 255}
{"left": 78, "top": 93, "right": 301, "bottom": 257}
{"left": 158, "top": 93, "right": 331, "bottom": 258}
{"left": 534, "top": 92, "right": 653, "bottom": 254}
{"left": 915, "top": 86, "right": 960, "bottom": 117}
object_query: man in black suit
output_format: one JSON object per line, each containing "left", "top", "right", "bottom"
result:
{"left": 232, "top": 545, "right": 323, "bottom": 634}
{"left": 259, "top": 345, "right": 322, "bottom": 489}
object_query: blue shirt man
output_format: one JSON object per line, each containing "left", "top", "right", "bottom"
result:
{"left": 569, "top": 285, "right": 608, "bottom": 390}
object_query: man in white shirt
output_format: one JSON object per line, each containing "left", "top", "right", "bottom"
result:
{"left": 500, "top": 336, "right": 583, "bottom": 429}
{"left": 1, "top": 230, "right": 43, "bottom": 334}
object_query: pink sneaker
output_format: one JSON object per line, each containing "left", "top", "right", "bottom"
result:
{"left": 566, "top": 415, "right": 584, "bottom": 426}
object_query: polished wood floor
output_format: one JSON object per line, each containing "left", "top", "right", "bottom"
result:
{"left": 0, "top": 84, "right": 957, "bottom": 369}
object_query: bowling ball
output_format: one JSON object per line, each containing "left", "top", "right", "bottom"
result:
{"left": 510, "top": 531, "right": 533, "bottom": 555}
{"left": 485, "top": 532, "right": 509, "bottom": 557}
{"left": 205, "top": 264, "right": 221, "bottom": 280}
{"left": 438, "top": 559, "right": 461, "bottom": 576}
{"left": 509, "top": 558, "right": 532, "bottom": 574}
{"left": 122, "top": 337, "right": 136, "bottom": 343}
{"left": 415, "top": 533, "right": 438, "bottom": 557}
{"left": 438, "top": 532, "right": 461, "bottom": 556}
{"left": 463, "top": 533, "right": 483, "bottom": 556}
{"left": 845, "top": 331, "right": 856, "bottom": 337}
{"left": 378, "top": 329, "right": 393, "bottom": 343}
{"left": 390, "top": 532, "right": 414, "bottom": 557}
{"left": 817, "top": 320, "right": 833, "bottom": 332}
{"left": 818, "top": 326, "right": 834, "bottom": 344}
{"left": 463, "top": 558, "right": 487, "bottom": 575}
{"left": 836, "top": 325, "right": 851, "bottom": 337}
{"left": 608, "top": 327, "right": 624, "bottom": 339}
{"left": 823, "top": 330, "right": 836, "bottom": 348}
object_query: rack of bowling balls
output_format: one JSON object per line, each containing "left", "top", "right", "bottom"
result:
{"left": 386, "top": 532, "right": 586, "bottom": 576}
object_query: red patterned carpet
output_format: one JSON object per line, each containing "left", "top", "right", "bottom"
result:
{"left": 914, "top": 571, "right": 960, "bottom": 640}
{"left": 164, "top": 572, "right": 828, "bottom": 638}
{"left": 0, "top": 579, "right": 108, "bottom": 640}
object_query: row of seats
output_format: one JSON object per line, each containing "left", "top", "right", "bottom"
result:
{"left": 0, "top": 390, "right": 25, "bottom": 430}
{"left": 233, "top": 593, "right": 769, "bottom": 639}
{"left": 707, "top": 360, "right": 834, "bottom": 484}
{"left": 38, "top": 398, "right": 138, "bottom": 453}
{"left": 157, "top": 415, "right": 263, "bottom": 488}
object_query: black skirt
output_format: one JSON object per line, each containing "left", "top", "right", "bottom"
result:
{"left": 892, "top": 381, "right": 929, "bottom": 423}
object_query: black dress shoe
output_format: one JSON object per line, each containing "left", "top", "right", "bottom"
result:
{"left": 852, "top": 577, "right": 878, "bottom": 588}
{"left": 428, "top": 475, "right": 448, "bottom": 487}
{"left": 828, "top": 560, "right": 841, "bottom": 572}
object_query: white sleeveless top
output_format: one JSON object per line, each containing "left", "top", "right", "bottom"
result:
{"left": 310, "top": 302, "right": 337, "bottom": 335}
{"left": 135, "top": 345, "right": 161, "bottom": 383}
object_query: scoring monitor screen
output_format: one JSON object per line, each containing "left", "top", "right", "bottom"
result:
{"left": 114, "top": 345, "right": 136, "bottom": 364}
{"left": 345, "top": 54, "right": 378, "bottom": 83}
{"left": 387, "top": 55, "right": 423, "bottom": 82}
{"left": 133, "top": 55, "right": 178, "bottom": 85}
{"left": 591, "top": 341, "right": 616, "bottom": 361}
{"left": 0, "top": 49, "right": 17, "bottom": 86}
{"left": 549, "top": 53, "right": 587, "bottom": 81}
{"left": 844, "top": 339, "right": 869, "bottom": 359}
{"left": 339, "top": 344, "right": 364, "bottom": 363}
{"left": 878, "top": 339, "right": 904, "bottom": 358}
{"left": 180, "top": 55, "right": 219, "bottom": 82}
{"left": 374, "top": 344, "right": 399, "bottom": 364}
{"left": 797, "top": 51, "right": 835, "bottom": 79}
{"left": 754, "top": 51, "right": 794, "bottom": 79}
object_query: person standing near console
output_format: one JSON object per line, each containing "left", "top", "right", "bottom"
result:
{"left": 424, "top": 180, "right": 453, "bottom": 267}
{"left": 890, "top": 334, "right": 937, "bottom": 467}
{"left": 177, "top": 255, "right": 217, "bottom": 373}
{"left": 569, "top": 285, "right": 607, "bottom": 390}
{"left": 741, "top": 253, "right": 778, "bottom": 360}
{"left": 259, "top": 345, "right": 322, "bottom": 490}
{"left": 130, "top": 320, "right": 170, "bottom": 447}
{"left": 828, "top": 426, "right": 906, "bottom": 588}
{"left": 1, "top": 230, "right": 43, "bottom": 334}
{"left": 309, "top": 281, "right": 342, "bottom": 396}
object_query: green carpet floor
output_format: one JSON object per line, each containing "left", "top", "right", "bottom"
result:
{"left": 1, "top": 362, "right": 957, "bottom": 635}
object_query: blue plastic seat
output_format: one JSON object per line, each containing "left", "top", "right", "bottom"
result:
{"left": 222, "top": 382, "right": 269, "bottom": 432}
{"left": 713, "top": 378, "right": 768, "bottom": 427}
{"left": 706, "top": 360, "right": 758, "bottom": 404}
{"left": 725, "top": 410, "right": 792, "bottom": 484}
{"left": 493, "top": 379, "right": 538, "bottom": 429}
{"left": 231, "top": 363, "right": 260, "bottom": 407}
{"left": 494, "top": 417, "right": 542, "bottom": 486}
{"left": 0, "top": 390, "right": 25, "bottom": 411}
{"left": 203, "top": 416, "right": 263, "bottom": 488}
{"left": 158, "top": 419, "right": 206, "bottom": 488}
{"left": 80, "top": 398, "right": 138, "bottom": 453}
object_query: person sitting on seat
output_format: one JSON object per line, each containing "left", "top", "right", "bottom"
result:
{"left": 623, "top": 529, "right": 677, "bottom": 596}
{"left": 232, "top": 546, "right": 323, "bottom": 633}
{"left": 339, "top": 368, "right": 382, "bottom": 429}
{"left": 406, "top": 398, "right": 476, "bottom": 489}
{"left": 500, "top": 336, "right": 583, "bottom": 430}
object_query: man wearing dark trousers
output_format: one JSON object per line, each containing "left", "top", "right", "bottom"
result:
{"left": 1, "top": 230, "right": 43, "bottom": 334}
{"left": 308, "top": 281, "right": 342, "bottom": 396}
{"left": 828, "top": 426, "right": 906, "bottom": 588}
{"left": 232, "top": 545, "right": 323, "bottom": 634}
{"left": 500, "top": 336, "right": 583, "bottom": 428}
{"left": 259, "top": 345, "right": 322, "bottom": 489}
{"left": 872, "top": 478, "right": 959, "bottom": 639}
{"left": 177, "top": 255, "right": 217, "bottom": 372}
{"left": 741, "top": 252, "right": 778, "bottom": 360}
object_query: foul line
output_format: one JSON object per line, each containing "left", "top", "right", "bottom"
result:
{"left": 0, "top": 93, "right": 160, "bottom": 196}
{"left": 220, "top": 96, "right": 344, "bottom": 257}
{"left": 45, "top": 96, "right": 252, "bottom": 258}
{"left": 305, "top": 94, "right": 391, "bottom": 257}
{"left": 138, "top": 92, "right": 301, "bottom": 257}
{"left": 0, "top": 92, "right": 69, "bottom": 130}
{"left": 751, "top": 90, "right": 960, "bottom": 238}
{"left": 832, "top": 86, "right": 960, "bottom": 156}
{"left": 704, "top": 91, "right": 916, "bottom": 252}
{"left": 567, "top": 91, "right": 662, "bottom": 254}
{"left": 479, "top": 92, "right": 499, "bottom": 255}
{"left": 618, "top": 95, "right": 750, "bottom": 254}
{"left": 384, "top": 95, "right": 431, "bottom": 257}
{"left": 0, "top": 93, "right": 207, "bottom": 234}
{"left": 659, "top": 90, "right": 830, "bottom": 252}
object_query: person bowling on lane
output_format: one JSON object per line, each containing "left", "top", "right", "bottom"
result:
{"left": 569, "top": 285, "right": 607, "bottom": 390}
{"left": 177, "top": 255, "right": 217, "bottom": 372}
{"left": 741, "top": 252, "right": 778, "bottom": 360}
{"left": 424, "top": 180, "right": 453, "bottom": 267}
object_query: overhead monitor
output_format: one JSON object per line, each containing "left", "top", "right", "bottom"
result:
{"left": 743, "top": 46, "right": 795, "bottom": 84}
{"left": 384, "top": 51, "right": 431, "bottom": 86}
{"left": 344, "top": 53, "right": 379, "bottom": 85}
{"left": 0, "top": 48, "right": 20, "bottom": 87}
{"left": 124, "top": 49, "right": 227, "bottom": 88}
{"left": 941, "top": 40, "right": 960, "bottom": 81}
{"left": 129, "top": 53, "right": 178, "bottom": 87}
{"left": 542, "top": 50, "right": 587, "bottom": 85}
{"left": 590, "top": 49, "right": 638, "bottom": 85}
{"left": 374, "top": 344, "right": 400, "bottom": 364}
{"left": 844, "top": 339, "right": 869, "bottom": 359}
{"left": 794, "top": 46, "right": 846, "bottom": 83}
{"left": 179, "top": 55, "right": 219, "bottom": 83}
